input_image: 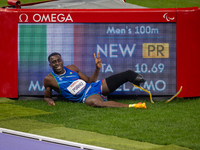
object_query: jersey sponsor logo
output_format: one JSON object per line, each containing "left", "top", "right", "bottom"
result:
{"left": 67, "top": 79, "right": 86, "bottom": 95}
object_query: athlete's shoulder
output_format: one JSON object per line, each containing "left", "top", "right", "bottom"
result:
{"left": 65, "top": 65, "right": 80, "bottom": 73}
{"left": 45, "top": 73, "right": 53, "bottom": 79}
{"left": 43, "top": 73, "right": 60, "bottom": 92}
{"left": 43, "top": 73, "right": 54, "bottom": 86}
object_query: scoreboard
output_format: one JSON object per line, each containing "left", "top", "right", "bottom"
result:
{"left": 18, "top": 22, "right": 176, "bottom": 96}
{"left": 0, "top": 6, "right": 200, "bottom": 98}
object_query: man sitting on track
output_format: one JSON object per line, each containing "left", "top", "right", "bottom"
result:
{"left": 43, "top": 52, "right": 147, "bottom": 109}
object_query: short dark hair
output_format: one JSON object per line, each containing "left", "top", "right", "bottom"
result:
{"left": 48, "top": 52, "right": 61, "bottom": 62}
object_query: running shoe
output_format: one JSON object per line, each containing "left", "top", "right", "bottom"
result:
{"left": 134, "top": 102, "right": 147, "bottom": 109}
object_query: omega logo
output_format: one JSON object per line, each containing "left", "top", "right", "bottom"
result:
{"left": 19, "top": 13, "right": 73, "bottom": 23}
{"left": 19, "top": 13, "right": 28, "bottom": 22}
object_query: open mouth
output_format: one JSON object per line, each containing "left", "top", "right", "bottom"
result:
{"left": 56, "top": 66, "right": 62, "bottom": 70}
{"left": 54, "top": 65, "right": 63, "bottom": 72}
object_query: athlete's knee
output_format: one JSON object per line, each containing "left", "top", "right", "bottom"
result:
{"left": 86, "top": 99, "right": 103, "bottom": 107}
{"left": 93, "top": 100, "right": 104, "bottom": 107}
{"left": 125, "top": 70, "right": 133, "bottom": 73}
{"left": 125, "top": 70, "right": 137, "bottom": 77}
{"left": 85, "top": 95, "right": 104, "bottom": 107}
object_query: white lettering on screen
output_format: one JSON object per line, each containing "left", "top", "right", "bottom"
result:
{"left": 33, "top": 14, "right": 73, "bottom": 22}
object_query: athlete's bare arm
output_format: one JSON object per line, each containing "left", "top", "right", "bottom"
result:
{"left": 67, "top": 53, "right": 102, "bottom": 83}
{"left": 43, "top": 74, "right": 60, "bottom": 106}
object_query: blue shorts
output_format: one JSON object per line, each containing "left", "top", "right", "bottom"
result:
{"left": 82, "top": 79, "right": 107, "bottom": 103}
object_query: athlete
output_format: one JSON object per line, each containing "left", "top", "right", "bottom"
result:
{"left": 43, "top": 52, "right": 147, "bottom": 108}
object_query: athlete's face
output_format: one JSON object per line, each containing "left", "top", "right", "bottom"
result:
{"left": 49, "top": 55, "right": 64, "bottom": 75}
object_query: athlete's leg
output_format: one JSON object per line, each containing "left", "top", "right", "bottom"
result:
{"left": 85, "top": 94, "right": 128, "bottom": 107}
{"left": 85, "top": 94, "right": 146, "bottom": 108}
{"left": 102, "top": 70, "right": 146, "bottom": 95}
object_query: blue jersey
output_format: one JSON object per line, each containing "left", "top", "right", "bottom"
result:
{"left": 51, "top": 66, "right": 106, "bottom": 103}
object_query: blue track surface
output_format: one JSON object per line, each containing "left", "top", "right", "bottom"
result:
{"left": 0, "top": 133, "right": 81, "bottom": 150}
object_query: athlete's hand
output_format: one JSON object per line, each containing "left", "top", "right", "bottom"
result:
{"left": 93, "top": 52, "right": 102, "bottom": 69}
{"left": 47, "top": 100, "right": 55, "bottom": 106}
